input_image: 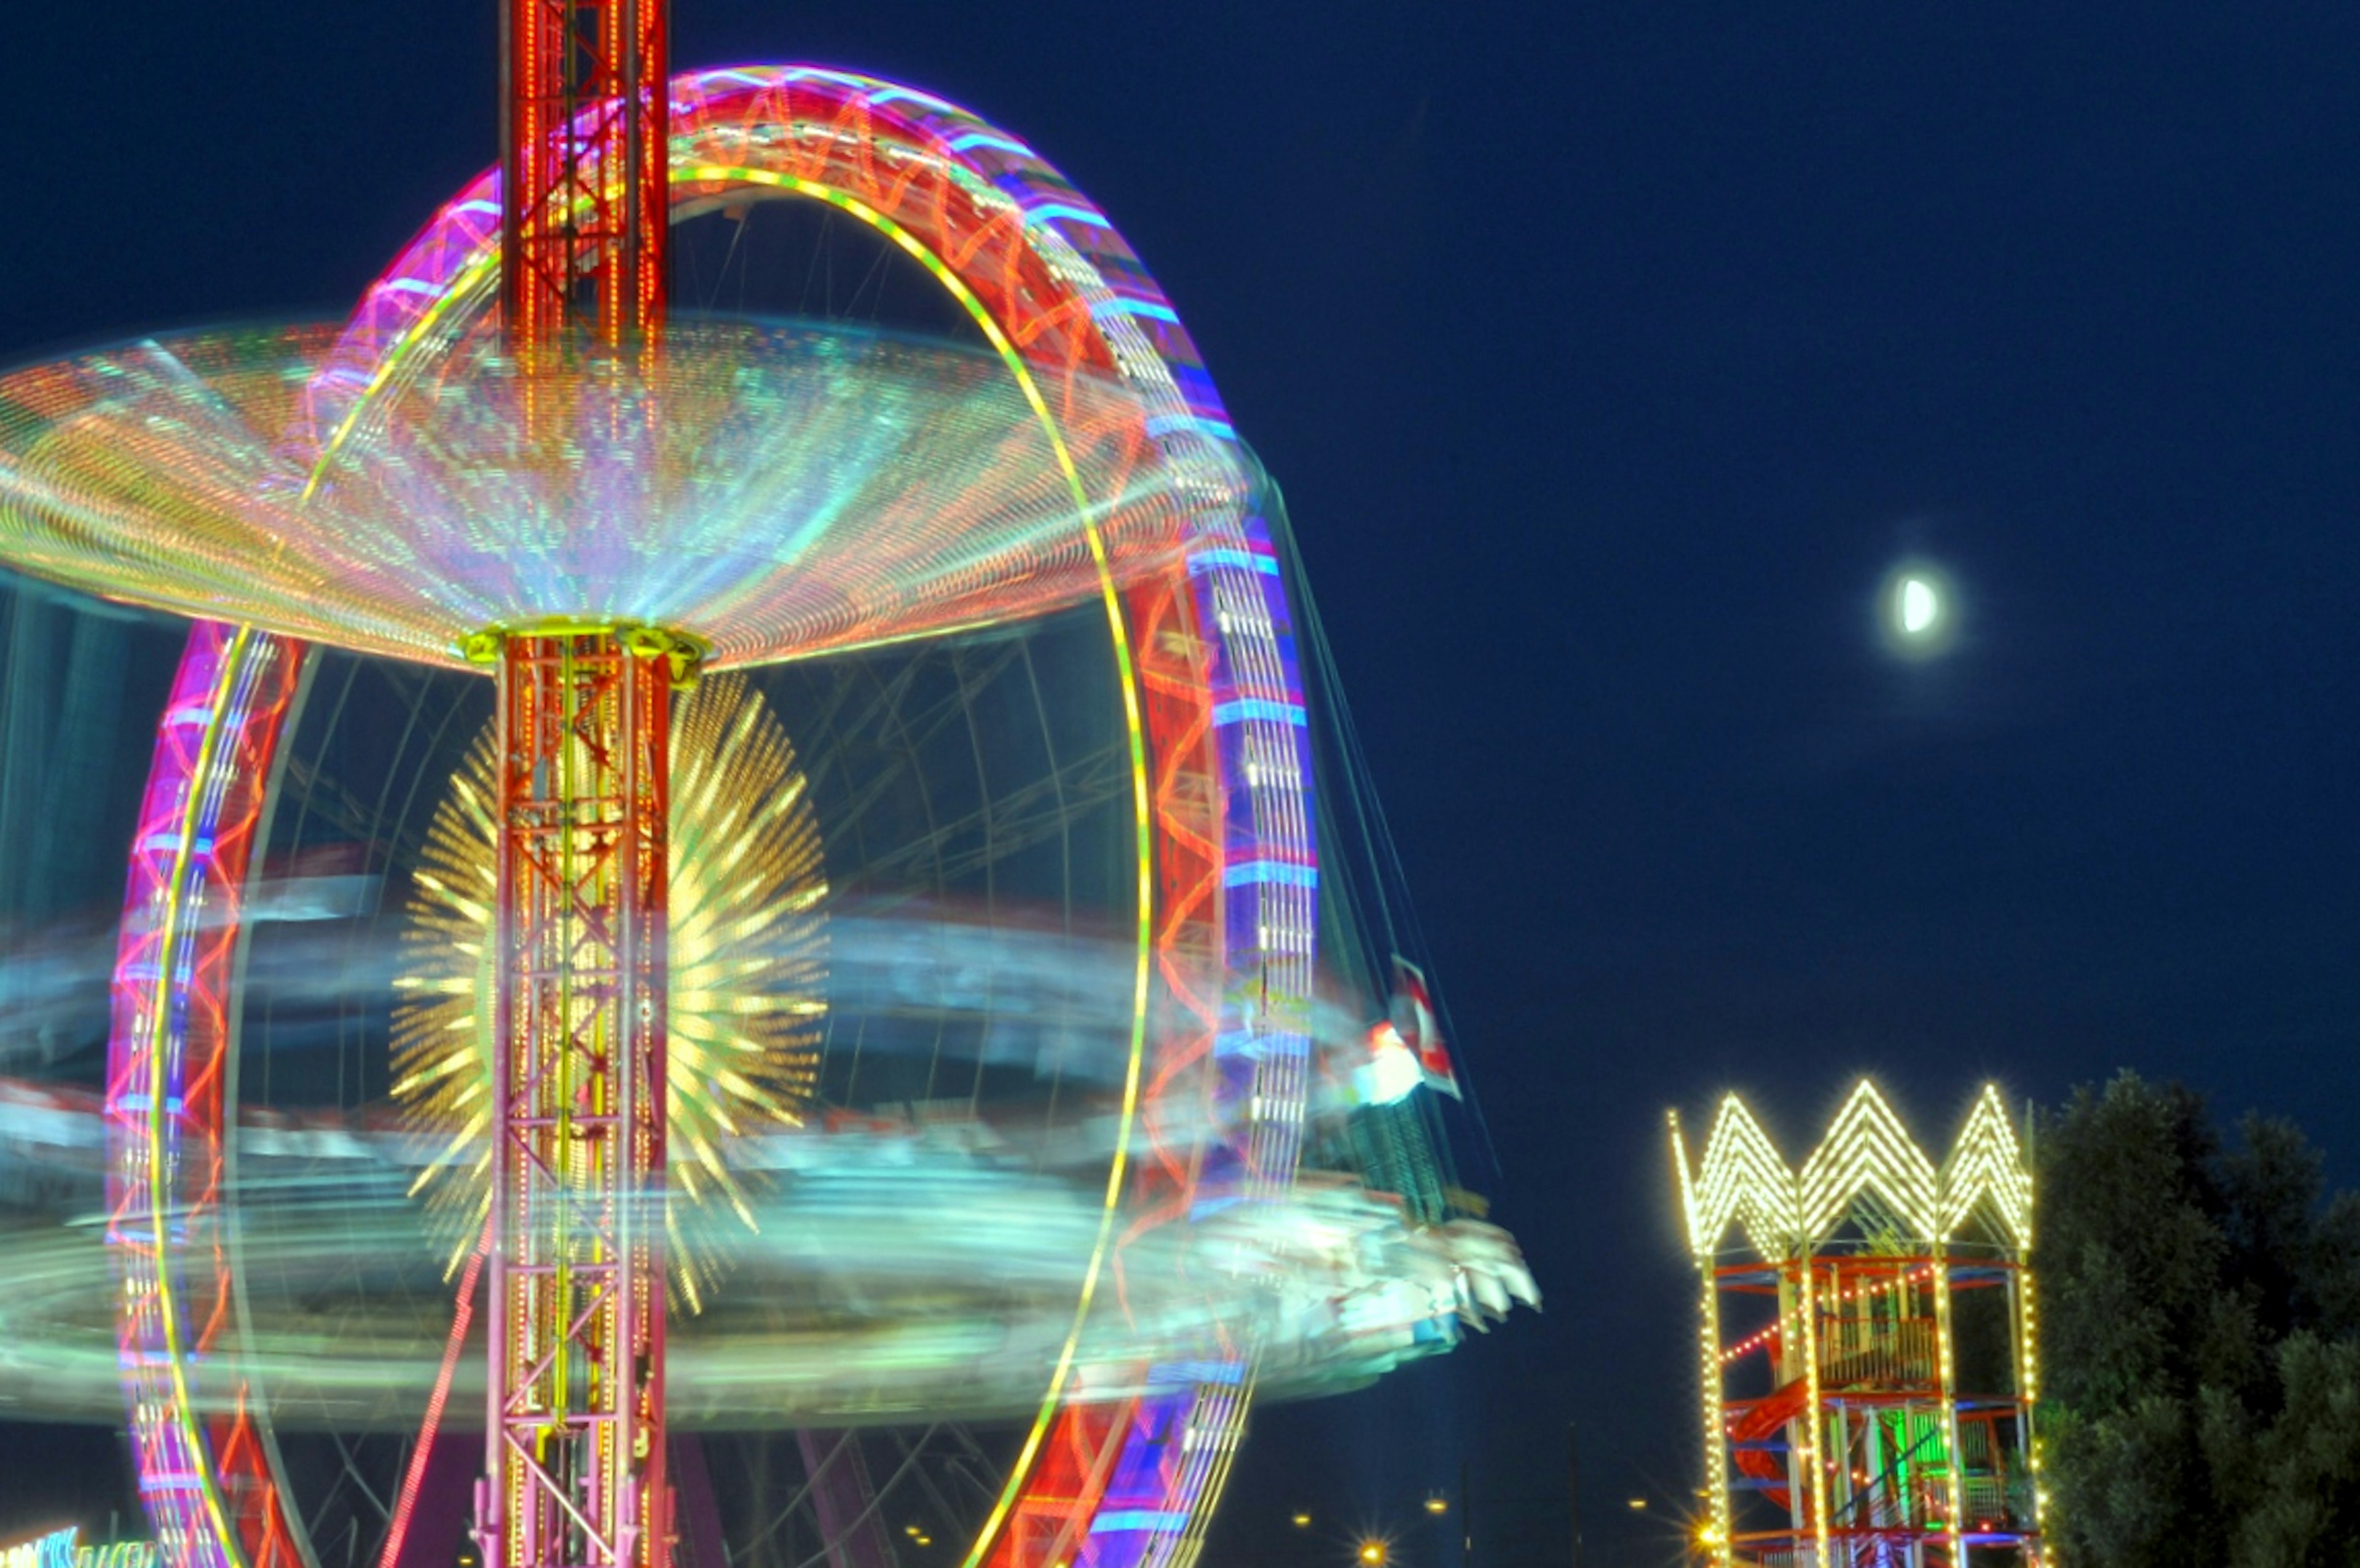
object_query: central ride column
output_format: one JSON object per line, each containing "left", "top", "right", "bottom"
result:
{"left": 473, "top": 625, "right": 699, "bottom": 1568}
{"left": 492, "top": 0, "right": 671, "bottom": 1556}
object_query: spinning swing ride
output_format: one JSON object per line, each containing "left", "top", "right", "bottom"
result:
{"left": 0, "top": 12, "right": 1535, "bottom": 1568}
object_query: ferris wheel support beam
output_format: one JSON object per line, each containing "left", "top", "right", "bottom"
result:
{"left": 474, "top": 627, "right": 695, "bottom": 1568}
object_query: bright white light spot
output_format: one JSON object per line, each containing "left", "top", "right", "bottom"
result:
{"left": 1356, "top": 1029, "right": 1423, "bottom": 1107}
{"left": 1900, "top": 577, "right": 1938, "bottom": 635}
{"left": 1876, "top": 560, "right": 1956, "bottom": 659}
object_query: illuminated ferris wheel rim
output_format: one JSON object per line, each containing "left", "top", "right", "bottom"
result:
{"left": 101, "top": 61, "right": 1319, "bottom": 1568}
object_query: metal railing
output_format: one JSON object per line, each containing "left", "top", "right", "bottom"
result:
{"left": 1814, "top": 1317, "right": 1938, "bottom": 1389}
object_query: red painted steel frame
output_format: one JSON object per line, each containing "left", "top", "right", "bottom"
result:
{"left": 500, "top": 0, "right": 667, "bottom": 346}
{"left": 983, "top": 573, "right": 1226, "bottom": 1568}
{"left": 479, "top": 632, "right": 672, "bottom": 1568}
{"left": 1711, "top": 1254, "right": 2039, "bottom": 1566}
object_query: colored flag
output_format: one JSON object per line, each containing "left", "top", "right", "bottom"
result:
{"left": 1392, "top": 958, "right": 1460, "bottom": 1099}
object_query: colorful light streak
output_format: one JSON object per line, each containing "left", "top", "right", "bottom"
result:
{"left": 0, "top": 1529, "right": 157, "bottom": 1568}
{"left": 0, "top": 321, "right": 1225, "bottom": 673}
{"left": 46, "top": 62, "right": 1375, "bottom": 1568}
{"left": 2, "top": 1141, "right": 1534, "bottom": 1429}
{"left": 103, "top": 624, "right": 304, "bottom": 1568}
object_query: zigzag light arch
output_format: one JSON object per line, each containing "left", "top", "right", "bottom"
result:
{"left": 1672, "top": 1081, "right": 2033, "bottom": 1256}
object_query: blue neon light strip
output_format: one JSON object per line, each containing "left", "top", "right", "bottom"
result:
{"left": 1089, "top": 1511, "right": 1190, "bottom": 1535}
{"left": 1146, "top": 411, "right": 1238, "bottom": 442}
{"left": 1222, "top": 859, "right": 1317, "bottom": 890}
{"left": 1187, "top": 547, "right": 1279, "bottom": 578}
{"left": 948, "top": 130, "right": 1033, "bottom": 156}
{"left": 138, "top": 836, "right": 216, "bottom": 857}
{"left": 1212, "top": 698, "right": 1305, "bottom": 727}
{"left": 1025, "top": 202, "right": 1111, "bottom": 229}
{"left": 865, "top": 85, "right": 958, "bottom": 112}
{"left": 1094, "top": 297, "right": 1179, "bottom": 324}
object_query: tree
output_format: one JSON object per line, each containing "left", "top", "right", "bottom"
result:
{"left": 2036, "top": 1072, "right": 2360, "bottom": 1566}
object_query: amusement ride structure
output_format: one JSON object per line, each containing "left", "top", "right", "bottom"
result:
{"left": 0, "top": 9, "right": 1534, "bottom": 1568}
{"left": 1672, "top": 1084, "right": 2043, "bottom": 1567}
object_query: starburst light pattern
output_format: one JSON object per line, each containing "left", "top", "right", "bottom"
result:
{"left": 390, "top": 672, "right": 826, "bottom": 1311}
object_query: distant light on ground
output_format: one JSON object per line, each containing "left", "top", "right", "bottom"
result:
{"left": 1358, "top": 1542, "right": 1387, "bottom": 1564}
{"left": 1292, "top": 1514, "right": 1312, "bottom": 1529}
{"left": 1627, "top": 1497, "right": 1648, "bottom": 1511}
{"left": 1423, "top": 1494, "right": 1449, "bottom": 1515}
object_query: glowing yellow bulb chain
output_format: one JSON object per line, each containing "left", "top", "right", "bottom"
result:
{"left": 1670, "top": 1081, "right": 2032, "bottom": 1258}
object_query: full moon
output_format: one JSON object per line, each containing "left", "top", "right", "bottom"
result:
{"left": 1900, "top": 576, "right": 1938, "bottom": 635}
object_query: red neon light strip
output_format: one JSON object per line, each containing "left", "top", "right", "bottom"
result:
{"left": 381, "top": 1221, "right": 494, "bottom": 1568}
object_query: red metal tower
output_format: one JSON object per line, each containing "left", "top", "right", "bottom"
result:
{"left": 480, "top": 6, "right": 678, "bottom": 1568}
{"left": 500, "top": 0, "right": 667, "bottom": 347}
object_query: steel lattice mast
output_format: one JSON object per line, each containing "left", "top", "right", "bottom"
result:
{"left": 500, "top": 0, "right": 666, "bottom": 346}
{"left": 479, "top": 4, "right": 679, "bottom": 1568}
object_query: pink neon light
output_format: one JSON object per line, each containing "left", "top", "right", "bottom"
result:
{"left": 380, "top": 1220, "right": 494, "bottom": 1568}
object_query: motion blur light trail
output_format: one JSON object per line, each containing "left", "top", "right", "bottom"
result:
{"left": 0, "top": 1086, "right": 1534, "bottom": 1428}
{"left": 0, "top": 895, "right": 1402, "bottom": 1093}
{"left": 0, "top": 60, "right": 1535, "bottom": 1568}
{"left": 0, "top": 321, "right": 1224, "bottom": 668}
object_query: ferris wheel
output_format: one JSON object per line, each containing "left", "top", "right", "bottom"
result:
{"left": 0, "top": 64, "right": 1534, "bottom": 1568}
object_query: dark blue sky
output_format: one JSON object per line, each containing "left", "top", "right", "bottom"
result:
{"left": 7, "top": 2, "right": 2360, "bottom": 1564}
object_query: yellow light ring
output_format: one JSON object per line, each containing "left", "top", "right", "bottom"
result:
{"left": 144, "top": 629, "right": 259, "bottom": 1568}
{"left": 136, "top": 88, "right": 1262, "bottom": 1568}
{"left": 110, "top": 625, "right": 297, "bottom": 1568}
{"left": 654, "top": 165, "right": 1159, "bottom": 1568}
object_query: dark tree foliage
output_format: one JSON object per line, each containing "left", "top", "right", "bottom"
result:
{"left": 2036, "top": 1073, "right": 2360, "bottom": 1567}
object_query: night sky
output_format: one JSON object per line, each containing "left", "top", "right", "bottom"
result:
{"left": 7, "top": 4, "right": 2360, "bottom": 1564}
